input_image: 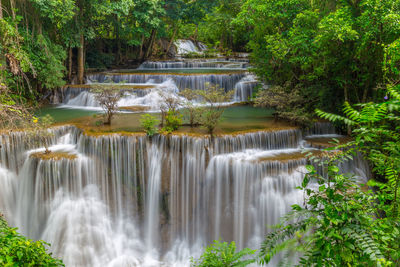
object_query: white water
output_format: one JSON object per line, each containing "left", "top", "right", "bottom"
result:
{"left": 60, "top": 74, "right": 248, "bottom": 111}
{"left": 175, "top": 39, "right": 206, "bottom": 55}
{"left": 234, "top": 74, "right": 258, "bottom": 101}
{"left": 0, "top": 125, "right": 369, "bottom": 266}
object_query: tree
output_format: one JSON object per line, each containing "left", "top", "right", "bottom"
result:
{"left": 236, "top": 0, "right": 400, "bottom": 123}
{"left": 196, "top": 83, "right": 233, "bottom": 136}
{"left": 191, "top": 240, "right": 256, "bottom": 267}
{"left": 158, "top": 90, "right": 180, "bottom": 127}
{"left": 179, "top": 88, "right": 201, "bottom": 127}
{"left": 91, "top": 83, "right": 123, "bottom": 125}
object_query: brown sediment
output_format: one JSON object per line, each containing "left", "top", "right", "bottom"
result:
{"left": 99, "top": 70, "right": 245, "bottom": 76}
{"left": 119, "top": 106, "right": 151, "bottom": 112}
{"left": 256, "top": 150, "right": 324, "bottom": 163}
{"left": 305, "top": 136, "right": 352, "bottom": 148}
{"left": 30, "top": 152, "right": 77, "bottom": 161}
{"left": 82, "top": 130, "right": 146, "bottom": 137}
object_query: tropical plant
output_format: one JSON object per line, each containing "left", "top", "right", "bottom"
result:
{"left": 191, "top": 240, "right": 256, "bottom": 267}
{"left": 0, "top": 216, "right": 64, "bottom": 266}
{"left": 259, "top": 151, "right": 397, "bottom": 266}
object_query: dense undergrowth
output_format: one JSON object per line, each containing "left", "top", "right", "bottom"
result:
{"left": 0, "top": 216, "right": 63, "bottom": 266}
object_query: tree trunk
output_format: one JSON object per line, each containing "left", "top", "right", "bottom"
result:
{"left": 164, "top": 25, "right": 178, "bottom": 59}
{"left": 0, "top": 0, "right": 3, "bottom": 19}
{"left": 139, "top": 34, "right": 145, "bottom": 60}
{"left": 116, "top": 16, "right": 122, "bottom": 65}
{"left": 77, "top": 34, "right": 85, "bottom": 84}
{"left": 68, "top": 47, "right": 73, "bottom": 82}
{"left": 144, "top": 29, "right": 157, "bottom": 60}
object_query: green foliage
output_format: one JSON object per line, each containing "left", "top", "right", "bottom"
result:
{"left": 0, "top": 216, "right": 64, "bottom": 266}
{"left": 197, "top": 0, "right": 249, "bottom": 51}
{"left": 316, "top": 89, "right": 400, "bottom": 218}
{"left": 255, "top": 84, "right": 315, "bottom": 125}
{"left": 22, "top": 33, "right": 66, "bottom": 90}
{"left": 259, "top": 154, "right": 398, "bottom": 266}
{"left": 162, "top": 110, "right": 182, "bottom": 134}
{"left": 191, "top": 240, "right": 256, "bottom": 267}
{"left": 27, "top": 114, "right": 55, "bottom": 154}
{"left": 237, "top": 0, "right": 400, "bottom": 122}
{"left": 140, "top": 114, "right": 159, "bottom": 137}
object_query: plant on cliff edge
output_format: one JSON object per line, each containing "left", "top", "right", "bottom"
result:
{"left": 162, "top": 110, "right": 182, "bottom": 134}
{"left": 0, "top": 216, "right": 64, "bottom": 266}
{"left": 191, "top": 240, "right": 256, "bottom": 267}
{"left": 140, "top": 114, "right": 159, "bottom": 137}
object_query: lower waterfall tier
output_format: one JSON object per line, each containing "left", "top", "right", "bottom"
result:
{"left": 0, "top": 126, "right": 369, "bottom": 266}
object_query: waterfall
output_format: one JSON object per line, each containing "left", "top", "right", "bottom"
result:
{"left": 87, "top": 72, "right": 246, "bottom": 92}
{"left": 144, "top": 137, "right": 164, "bottom": 254}
{"left": 175, "top": 40, "right": 206, "bottom": 55}
{"left": 234, "top": 74, "right": 258, "bottom": 102}
{"left": 0, "top": 126, "right": 370, "bottom": 266}
{"left": 139, "top": 60, "right": 249, "bottom": 69}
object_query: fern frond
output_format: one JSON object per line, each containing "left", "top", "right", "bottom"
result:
{"left": 315, "top": 109, "right": 356, "bottom": 125}
{"left": 387, "top": 85, "right": 400, "bottom": 101}
{"left": 259, "top": 221, "right": 308, "bottom": 264}
{"left": 343, "top": 101, "right": 361, "bottom": 122}
{"left": 343, "top": 224, "right": 386, "bottom": 264}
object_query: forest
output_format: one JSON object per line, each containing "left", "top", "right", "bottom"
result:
{"left": 0, "top": 0, "right": 400, "bottom": 266}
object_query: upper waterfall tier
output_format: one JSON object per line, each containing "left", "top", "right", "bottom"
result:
{"left": 87, "top": 71, "right": 246, "bottom": 91}
{"left": 139, "top": 59, "right": 249, "bottom": 69}
{"left": 175, "top": 39, "right": 207, "bottom": 55}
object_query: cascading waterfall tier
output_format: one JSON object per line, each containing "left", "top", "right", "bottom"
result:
{"left": 87, "top": 72, "right": 246, "bottom": 92}
{"left": 0, "top": 125, "right": 369, "bottom": 266}
{"left": 139, "top": 59, "right": 249, "bottom": 69}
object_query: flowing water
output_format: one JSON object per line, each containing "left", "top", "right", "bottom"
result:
{"left": 0, "top": 124, "right": 369, "bottom": 266}
{"left": 55, "top": 56, "right": 256, "bottom": 110}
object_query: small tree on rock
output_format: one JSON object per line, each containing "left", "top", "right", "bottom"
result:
{"left": 179, "top": 88, "right": 201, "bottom": 127}
{"left": 196, "top": 83, "right": 233, "bottom": 137}
{"left": 28, "top": 114, "right": 55, "bottom": 154}
{"left": 91, "top": 82, "right": 123, "bottom": 125}
{"left": 158, "top": 90, "right": 181, "bottom": 127}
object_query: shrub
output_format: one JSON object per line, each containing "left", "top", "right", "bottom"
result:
{"left": 0, "top": 216, "right": 64, "bottom": 266}
{"left": 140, "top": 114, "right": 159, "bottom": 137}
{"left": 162, "top": 110, "right": 182, "bottom": 134}
{"left": 191, "top": 240, "right": 256, "bottom": 267}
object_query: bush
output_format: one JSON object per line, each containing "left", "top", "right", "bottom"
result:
{"left": 0, "top": 216, "right": 64, "bottom": 266}
{"left": 162, "top": 110, "right": 182, "bottom": 134}
{"left": 191, "top": 240, "right": 256, "bottom": 267}
{"left": 140, "top": 114, "right": 159, "bottom": 137}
